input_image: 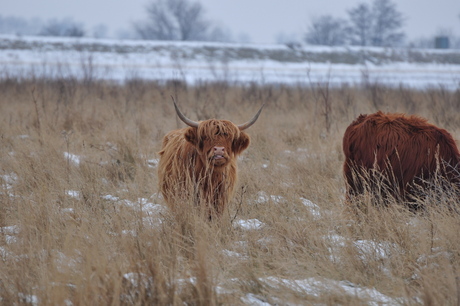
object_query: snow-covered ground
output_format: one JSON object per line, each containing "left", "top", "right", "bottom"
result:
{"left": 1, "top": 34, "right": 459, "bottom": 89}
{"left": 1, "top": 35, "right": 457, "bottom": 304}
{"left": 0, "top": 149, "right": 409, "bottom": 304}
{"left": 2, "top": 192, "right": 403, "bottom": 305}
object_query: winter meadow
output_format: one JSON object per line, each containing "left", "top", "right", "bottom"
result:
{"left": 0, "top": 32, "right": 459, "bottom": 305}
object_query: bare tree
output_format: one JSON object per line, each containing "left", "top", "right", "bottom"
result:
{"left": 370, "top": 0, "right": 405, "bottom": 46}
{"left": 207, "top": 25, "right": 233, "bottom": 42}
{"left": 347, "top": 0, "right": 404, "bottom": 47}
{"left": 0, "top": 15, "right": 43, "bottom": 35}
{"left": 347, "top": 3, "right": 373, "bottom": 46}
{"left": 40, "top": 18, "right": 85, "bottom": 37}
{"left": 305, "top": 15, "right": 349, "bottom": 46}
{"left": 92, "top": 24, "right": 108, "bottom": 38}
{"left": 134, "top": 0, "right": 212, "bottom": 41}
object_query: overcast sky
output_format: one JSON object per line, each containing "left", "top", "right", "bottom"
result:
{"left": 3, "top": 0, "right": 460, "bottom": 43}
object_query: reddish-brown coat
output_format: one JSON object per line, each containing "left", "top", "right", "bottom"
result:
{"left": 343, "top": 111, "right": 460, "bottom": 203}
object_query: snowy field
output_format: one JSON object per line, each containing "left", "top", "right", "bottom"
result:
{"left": 1, "top": 35, "right": 459, "bottom": 304}
{"left": 0, "top": 171, "right": 405, "bottom": 305}
{"left": 1, "top": 34, "right": 460, "bottom": 89}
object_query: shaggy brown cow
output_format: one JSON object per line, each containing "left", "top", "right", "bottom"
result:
{"left": 343, "top": 111, "right": 460, "bottom": 207}
{"left": 158, "top": 99, "right": 264, "bottom": 219}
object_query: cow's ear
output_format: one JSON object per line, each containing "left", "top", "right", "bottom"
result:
{"left": 232, "top": 132, "right": 250, "bottom": 155}
{"left": 184, "top": 127, "right": 198, "bottom": 144}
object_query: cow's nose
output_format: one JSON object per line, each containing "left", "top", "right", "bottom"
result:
{"left": 214, "top": 146, "right": 225, "bottom": 155}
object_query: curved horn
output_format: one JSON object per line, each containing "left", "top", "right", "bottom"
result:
{"left": 172, "top": 97, "right": 199, "bottom": 128}
{"left": 237, "top": 103, "right": 266, "bottom": 130}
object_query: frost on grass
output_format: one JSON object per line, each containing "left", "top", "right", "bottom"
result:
{"left": 66, "top": 190, "right": 80, "bottom": 199}
{"left": 354, "top": 240, "right": 400, "bottom": 261}
{"left": 121, "top": 272, "right": 154, "bottom": 304}
{"left": 102, "top": 194, "right": 166, "bottom": 227}
{"left": 18, "top": 293, "right": 39, "bottom": 306}
{"left": 256, "top": 191, "right": 285, "bottom": 204}
{"left": 1, "top": 173, "right": 17, "bottom": 190}
{"left": 55, "top": 251, "right": 81, "bottom": 274}
{"left": 102, "top": 194, "right": 165, "bottom": 214}
{"left": 63, "top": 152, "right": 81, "bottom": 165}
{"left": 222, "top": 249, "right": 249, "bottom": 260}
{"left": 324, "top": 233, "right": 403, "bottom": 271}
{"left": 122, "top": 272, "right": 154, "bottom": 289}
{"left": 147, "top": 158, "right": 159, "bottom": 168}
{"left": 257, "top": 276, "right": 400, "bottom": 305}
{"left": 1, "top": 225, "right": 20, "bottom": 244}
{"left": 300, "top": 197, "right": 321, "bottom": 219}
{"left": 234, "top": 219, "right": 264, "bottom": 230}
{"left": 241, "top": 293, "right": 271, "bottom": 306}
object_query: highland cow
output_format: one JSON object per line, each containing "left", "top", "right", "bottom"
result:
{"left": 158, "top": 99, "right": 264, "bottom": 219}
{"left": 343, "top": 111, "right": 460, "bottom": 207}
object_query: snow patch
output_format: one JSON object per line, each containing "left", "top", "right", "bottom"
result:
{"left": 147, "top": 158, "right": 159, "bottom": 168}
{"left": 66, "top": 190, "right": 80, "bottom": 199}
{"left": 300, "top": 197, "right": 321, "bottom": 218}
{"left": 63, "top": 152, "right": 81, "bottom": 165}
{"left": 256, "top": 191, "right": 285, "bottom": 204}
{"left": 234, "top": 219, "right": 264, "bottom": 230}
{"left": 260, "top": 276, "right": 400, "bottom": 305}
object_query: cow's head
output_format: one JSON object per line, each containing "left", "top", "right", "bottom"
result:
{"left": 173, "top": 99, "right": 264, "bottom": 168}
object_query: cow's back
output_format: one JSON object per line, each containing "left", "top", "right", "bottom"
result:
{"left": 343, "top": 111, "right": 460, "bottom": 201}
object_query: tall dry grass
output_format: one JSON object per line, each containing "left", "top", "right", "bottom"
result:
{"left": 0, "top": 75, "right": 460, "bottom": 305}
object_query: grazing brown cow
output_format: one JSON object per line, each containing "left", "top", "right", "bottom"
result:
{"left": 343, "top": 111, "right": 460, "bottom": 207}
{"left": 158, "top": 99, "right": 264, "bottom": 219}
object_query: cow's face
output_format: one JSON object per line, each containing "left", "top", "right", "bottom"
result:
{"left": 185, "top": 119, "right": 250, "bottom": 168}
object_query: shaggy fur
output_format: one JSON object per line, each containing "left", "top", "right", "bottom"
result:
{"left": 158, "top": 119, "right": 250, "bottom": 219}
{"left": 343, "top": 111, "right": 460, "bottom": 204}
